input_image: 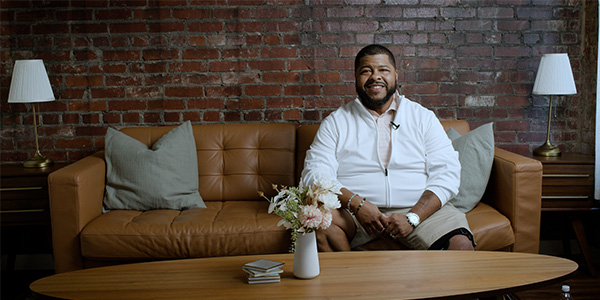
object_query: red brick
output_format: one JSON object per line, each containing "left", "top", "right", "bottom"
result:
{"left": 146, "top": 74, "right": 182, "bottom": 85}
{"left": 263, "top": 72, "right": 300, "bottom": 83}
{"left": 173, "top": 8, "right": 211, "bottom": 19}
{"left": 209, "top": 61, "right": 246, "bottom": 72}
{"left": 205, "top": 86, "right": 242, "bottom": 97}
{"left": 261, "top": 47, "right": 297, "bottom": 58}
{"left": 248, "top": 60, "right": 285, "bottom": 71}
{"left": 169, "top": 61, "right": 206, "bottom": 72}
{"left": 203, "top": 111, "right": 220, "bottom": 122}
{"left": 65, "top": 75, "right": 104, "bottom": 87}
{"left": 283, "top": 110, "right": 301, "bottom": 121}
{"left": 165, "top": 87, "right": 204, "bottom": 98}
{"left": 164, "top": 112, "right": 181, "bottom": 123}
{"left": 108, "top": 100, "right": 145, "bottom": 111}
{"left": 402, "top": 59, "right": 440, "bottom": 70}
{"left": 495, "top": 120, "right": 530, "bottom": 131}
{"left": 182, "top": 49, "right": 219, "bottom": 60}
{"left": 106, "top": 75, "right": 143, "bottom": 86}
{"left": 289, "top": 59, "right": 326, "bottom": 71}
{"left": 148, "top": 22, "right": 185, "bottom": 33}
{"left": 126, "top": 87, "right": 162, "bottom": 99}
{"left": 224, "top": 111, "right": 241, "bottom": 122}
{"left": 148, "top": 100, "right": 185, "bottom": 110}
{"left": 226, "top": 21, "right": 263, "bottom": 33}
{"left": 266, "top": 97, "right": 303, "bottom": 108}
{"left": 71, "top": 23, "right": 108, "bottom": 34}
{"left": 402, "top": 84, "right": 439, "bottom": 95}
{"left": 305, "top": 97, "right": 343, "bottom": 109}
{"left": 189, "top": 98, "right": 225, "bottom": 109}
{"left": 109, "top": 22, "right": 146, "bottom": 33}
{"left": 103, "top": 113, "right": 120, "bottom": 124}
{"left": 143, "top": 112, "right": 162, "bottom": 123}
{"left": 103, "top": 50, "right": 140, "bottom": 61}
{"left": 82, "top": 113, "right": 101, "bottom": 124}
{"left": 188, "top": 22, "right": 223, "bottom": 32}
{"left": 133, "top": 8, "right": 171, "bottom": 19}
{"left": 284, "top": 85, "right": 321, "bottom": 96}
{"left": 75, "top": 126, "right": 108, "bottom": 137}
{"left": 123, "top": 112, "right": 140, "bottom": 124}
{"left": 342, "top": 20, "right": 378, "bottom": 32}
{"left": 323, "top": 85, "right": 353, "bottom": 96}
{"left": 245, "top": 85, "right": 281, "bottom": 96}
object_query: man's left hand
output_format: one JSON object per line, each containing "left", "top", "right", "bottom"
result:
{"left": 384, "top": 213, "right": 413, "bottom": 239}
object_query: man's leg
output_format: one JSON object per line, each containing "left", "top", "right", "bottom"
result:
{"left": 317, "top": 208, "right": 356, "bottom": 251}
{"left": 447, "top": 234, "right": 475, "bottom": 250}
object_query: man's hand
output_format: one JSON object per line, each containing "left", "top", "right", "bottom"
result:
{"left": 383, "top": 213, "right": 413, "bottom": 239}
{"left": 355, "top": 200, "right": 388, "bottom": 235}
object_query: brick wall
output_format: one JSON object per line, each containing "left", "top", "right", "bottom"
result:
{"left": 0, "top": 0, "right": 595, "bottom": 164}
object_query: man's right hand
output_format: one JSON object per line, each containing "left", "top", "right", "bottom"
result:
{"left": 355, "top": 200, "right": 388, "bottom": 235}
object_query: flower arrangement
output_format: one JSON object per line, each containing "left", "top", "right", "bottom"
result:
{"left": 259, "top": 177, "right": 341, "bottom": 252}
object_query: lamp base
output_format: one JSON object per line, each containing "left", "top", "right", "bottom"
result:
{"left": 533, "top": 142, "right": 561, "bottom": 157}
{"left": 24, "top": 151, "right": 54, "bottom": 168}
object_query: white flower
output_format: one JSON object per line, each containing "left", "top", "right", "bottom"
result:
{"left": 318, "top": 208, "right": 333, "bottom": 230}
{"left": 314, "top": 176, "right": 341, "bottom": 195}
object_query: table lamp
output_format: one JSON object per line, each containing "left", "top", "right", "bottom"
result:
{"left": 8, "top": 59, "right": 56, "bottom": 168}
{"left": 532, "top": 53, "right": 577, "bottom": 157}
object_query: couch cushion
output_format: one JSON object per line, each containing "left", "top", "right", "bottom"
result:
{"left": 104, "top": 121, "right": 205, "bottom": 211}
{"left": 466, "top": 202, "right": 515, "bottom": 251}
{"left": 81, "top": 201, "right": 290, "bottom": 261}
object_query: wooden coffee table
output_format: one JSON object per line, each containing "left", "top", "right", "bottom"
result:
{"left": 30, "top": 251, "right": 577, "bottom": 299}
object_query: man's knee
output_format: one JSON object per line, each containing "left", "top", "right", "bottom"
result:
{"left": 447, "top": 234, "right": 474, "bottom": 250}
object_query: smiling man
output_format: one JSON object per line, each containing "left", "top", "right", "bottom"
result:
{"left": 301, "top": 44, "right": 475, "bottom": 251}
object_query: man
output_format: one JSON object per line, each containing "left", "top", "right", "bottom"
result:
{"left": 301, "top": 44, "right": 475, "bottom": 251}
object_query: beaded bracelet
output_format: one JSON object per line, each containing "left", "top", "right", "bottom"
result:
{"left": 347, "top": 193, "right": 359, "bottom": 214}
{"left": 355, "top": 198, "right": 366, "bottom": 214}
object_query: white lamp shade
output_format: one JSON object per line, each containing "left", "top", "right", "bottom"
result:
{"left": 8, "top": 59, "right": 55, "bottom": 103}
{"left": 532, "top": 53, "right": 577, "bottom": 95}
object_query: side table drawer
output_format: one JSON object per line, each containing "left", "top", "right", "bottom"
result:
{"left": 0, "top": 164, "right": 66, "bottom": 226}
{"left": 541, "top": 164, "right": 593, "bottom": 186}
{"left": 541, "top": 164, "right": 594, "bottom": 208}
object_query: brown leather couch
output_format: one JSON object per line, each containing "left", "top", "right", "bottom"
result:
{"left": 49, "top": 121, "right": 543, "bottom": 273}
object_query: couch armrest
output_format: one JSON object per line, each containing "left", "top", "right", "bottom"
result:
{"left": 48, "top": 151, "right": 106, "bottom": 273}
{"left": 482, "top": 148, "right": 543, "bottom": 253}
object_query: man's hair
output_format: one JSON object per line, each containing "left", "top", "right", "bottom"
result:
{"left": 354, "top": 44, "right": 396, "bottom": 71}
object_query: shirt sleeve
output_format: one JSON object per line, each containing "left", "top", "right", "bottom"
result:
{"left": 300, "top": 116, "right": 343, "bottom": 190}
{"left": 423, "top": 114, "right": 461, "bottom": 206}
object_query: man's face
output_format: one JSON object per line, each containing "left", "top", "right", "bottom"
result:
{"left": 355, "top": 54, "right": 399, "bottom": 111}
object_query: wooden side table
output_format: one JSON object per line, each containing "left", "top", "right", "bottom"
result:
{"left": 1, "top": 163, "right": 68, "bottom": 270}
{"left": 531, "top": 152, "right": 598, "bottom": 277}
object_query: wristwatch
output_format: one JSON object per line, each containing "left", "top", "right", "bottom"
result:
{"left": 405, "top": 212, "right": 420, "bottom": 228}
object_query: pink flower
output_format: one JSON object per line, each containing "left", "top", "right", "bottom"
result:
{"left": 298, "top": 205, "right": 324, "bottom": 230}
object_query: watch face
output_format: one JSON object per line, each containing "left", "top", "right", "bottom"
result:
{"left": 406, "top": 213, "right": 419, "bottom": 227}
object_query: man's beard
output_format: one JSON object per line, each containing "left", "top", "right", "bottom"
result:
{"left": 356, "top": 81, "right": 397, "bottom": 111}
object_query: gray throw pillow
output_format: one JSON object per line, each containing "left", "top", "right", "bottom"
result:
{"left": 447, "top": 122, "right": 494, "bottom": 213}
{"left": 104, "top": 121, "right": 206, "bottom": 211}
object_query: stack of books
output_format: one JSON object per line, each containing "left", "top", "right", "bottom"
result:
{"left": 242, "top": 259, "right": 285, "bottom": 284}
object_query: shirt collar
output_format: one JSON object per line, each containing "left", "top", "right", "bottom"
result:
{"left": 367, "top": 94, "right": 399, "bottom": 118}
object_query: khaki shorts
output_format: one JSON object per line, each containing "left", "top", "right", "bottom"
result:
{"left": 349, "top": 202, "right": 473, "bottom": 250}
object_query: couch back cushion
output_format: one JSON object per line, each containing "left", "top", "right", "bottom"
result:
{"left": 120, "top": 123, "right": 296, "bottom": 201}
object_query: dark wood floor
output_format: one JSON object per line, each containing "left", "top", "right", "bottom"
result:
{"left": 513, "top": 268, "right": 600, "bottom": 299}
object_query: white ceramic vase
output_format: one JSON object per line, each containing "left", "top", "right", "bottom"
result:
{"left": 293, "top": 231, "right": 320, "bottom": 279}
